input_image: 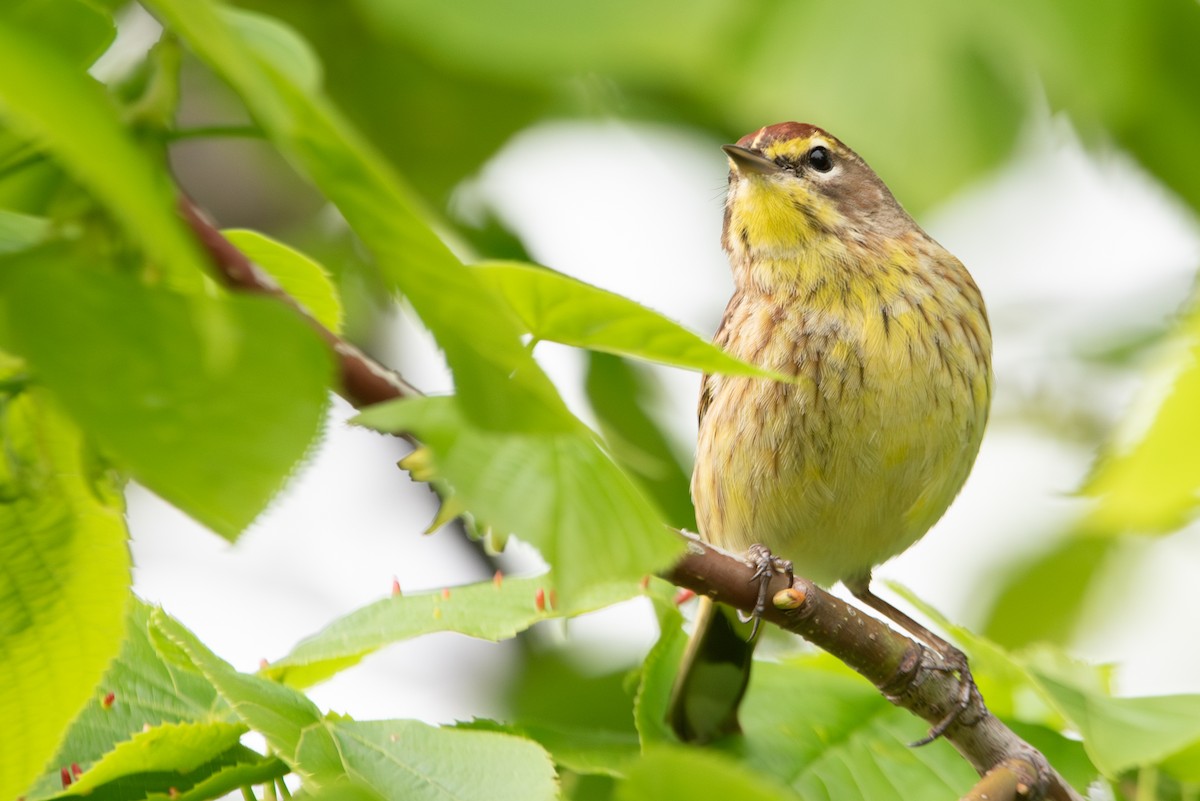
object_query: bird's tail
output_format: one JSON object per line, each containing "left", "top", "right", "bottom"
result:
{"left": 667, "top": 596, "right": 756, "bottom": 743}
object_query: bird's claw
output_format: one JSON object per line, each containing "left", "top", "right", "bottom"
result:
{"left": 909, "top": 648, "right": 976, "bottom": 747}
{"left": 746, "top": 544, "right": 794, "bottom": 639}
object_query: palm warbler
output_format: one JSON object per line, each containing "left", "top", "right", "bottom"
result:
{"left": 670, "top": 122, "right": 992, "bottom": 742}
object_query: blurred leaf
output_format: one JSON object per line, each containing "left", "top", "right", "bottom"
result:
{"left": 110, "top": 36, "right": 182, "bottom": 132}
{"left": 301, "top": 782, "right": 386, "bottom": 801}
{"left": 0, "top": 130, "right": 65, "bottom": 216}
{"left": 459, "top": 716, "right": 638, "bottom": 779}
{"left": 231, "top": 0, "right": 552, "bottom": 208}
{"left": 1036, "top": 0, "right": 1200, "bottom": 217}
{"left": 144, "top": 0, "right": 572, "bottom": 431}
{"left": 0, "top": 0, "right": 115, "bottom": 69}
{"left": 224, "top": 228, "right": 344, "bottom": 333}
{"left": 1077, "top": 323, "right": 1170, "bottom": 368}
{"left": 563, "top": 773, "right": 617, "bottom": 801}
{"left": 631, "top": 580, "right": 687, "bottom": 747}
{"left": 352, "top": 0, "right": 733, "bottom": 85}
{"left": 0, "top": 388, "right": 129, "bottom": 801}
{"left": 0, "top": 11, "right": 205, "bottom": 291}
{"left": 890, "top": 583, "right": 1113, "bottom": 730}
{"left": 891, "top": 588, "right": 1195, "bottom": 785}
{"left": 265, "top": 576, "right": 640, "bottom": 689}
{"left": 585, "top": 353, "right": 695, "bottom": 531}
{"left": 1161, "top": 739, "right": 1200, "bottom": 783}
{"left": 1084, "top": 300, "right": 1200, "bottom": 533}
{"left": 616, "top": 746, "right": 796, "bottom": 801}
{"left": 354, "top": 396, "right": 684, "bottom": 601}
{"left": 720, "top": 0, "right": 1022, "bottom": 211}
{"left": 141, "top": 757, "right": 289, "bottom": 801}
{"left": 1003, "top": 721, "right": 1098, "bottom": 794}
{"left": 979, "top": 536, "right": 1118, "bottom": 649}
{"left": 506, "top": 650, "right": 645, "bottom": 776}
{"left": 220, "top": 6, "right": 322, "bottom": 92}
{"left": 1033, "top": 672, "right": 1200, "bottom": 779}
{"left": 64, "top": 722, "right": 246, "bottom": 795}
{"left": 0, "top": 251, "right": 332, "bottom": 540}
{"left": 478, "top": 261, "right": 782, "bottom": 381}
{"left": 0, "top": 208, "right": 49, "bottom": 253}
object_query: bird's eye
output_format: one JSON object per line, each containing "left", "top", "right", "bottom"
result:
{"left": 807, "top": 146, "right": 833, "bottom": 173}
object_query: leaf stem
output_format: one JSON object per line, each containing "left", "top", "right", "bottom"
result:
{"left": 165, "top": 124, "right": 264, "bottom": 142}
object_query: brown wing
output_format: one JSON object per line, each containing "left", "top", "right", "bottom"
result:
{"left": 697, "top": 372, "right": 715, "bottom": 423}
{"left": 698, "top": 292, "right": 741, "bottom": 424}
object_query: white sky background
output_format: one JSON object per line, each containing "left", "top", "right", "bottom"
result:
{"left": 130, "top": 112, "right": 1200, "bottom": 724}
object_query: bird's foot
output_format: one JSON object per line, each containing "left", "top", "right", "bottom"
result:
{"left": 909, "top": 645, "right": 976, "bottom": 747}
{"left": 845, "top": 577, "right": 978, "bottom": 746}
{"left": 745, "top": 544, "right": 793, "bottom": 639}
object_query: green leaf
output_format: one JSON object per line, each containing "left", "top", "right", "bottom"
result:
{"left": 1161, "top": 738, "right": 1200, "bottom": 783}
{"left": 1084, "top": 299, "right": 1200, "bottom": 533}
{"left": 266, "top": 576, "right": 640, "bottom": 689}
{"left": 0, "top": 387, "right": 130, "bottom": 801}
{"left": 980, "top": 536, "right": 1117, "bottom": 649}
{"left": 1003, "top": 721, "right": 1098, "bottom": 794}
{"left": 616, "top": 747, "right": 796, "bottom": 801}
{"left": 887, "top": 582, "right": 1112, "bottom": 730}
{"left": 505, "top": 721, "right": 638, "bottom": 779}
{"left": 325, "top": 720, "right": 559, "bottom": 801}
{"left": 142, "top": 0, "right": 572, "bottom": 431}
{"left": 0, "top": 12, "right": 206, "bottom": 291}
{"left": 354, "top": 396, "right": 684, "bottom": 601}
{"left": 631, "top": 580, "right": 688, "bottom": 747}
{"left": 506, "top": 650, "right": 646, "bottom": 777}
{"left": 149, "top": 609, "right": 329, "bottom": 768}
{"left": 144, "top": 757, "right": 290, "bottom": 801}
{"left": 0, "top": 250, "right": 332, "bottom": 540}
{"left": 0, "top": 0, "right": 115, "bottom": 69}
{"left": 219, "top": 7, "right": 322, "bottom": 92}
{"left": 736, "top": 658, "right": 978, "bottom": 799}
{"left": 0, "top": 208, "right": 49, "bottom": 253}
{"left": 585, "top": 353, "right": 695, "bottom": 531}
{"left": 353, "top": 0, "right": 732, "bottom": 85}
{"left": 223, "top": 228, "right": 344, "bottom": 333}
{"left": 151, "top": 609, "right": 560, "bottom": 801}
{"left": 721, "top": 0, "right": 1022, "bottom": 212}
{"left": 639, "top": 594, "right": 980, "bottom": 799}
{"left": 300, "top": 782, "right": 386, "bottom": 801}
{"left": 65, "top": 722, "right": 246, "bottom": 795}
{"left": 477, "top": 261, "right": 782, "bottom": 380}
{"left": 22, "top": 599, "right": 236, "bottom": 800}
{"left": 1033, "top": 672, "right": 1200, "bottom": 779}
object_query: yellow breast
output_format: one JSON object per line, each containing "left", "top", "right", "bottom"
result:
{"left": 691, "top": 234, "right": 991, "bottom": 586}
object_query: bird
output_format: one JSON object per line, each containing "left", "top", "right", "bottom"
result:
{"left": 668, "top": 122, "right": 993, "bottom": 744}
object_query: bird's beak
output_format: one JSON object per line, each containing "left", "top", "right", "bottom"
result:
{"left": 722, "top": 144, "right": 780, "bottom": 176}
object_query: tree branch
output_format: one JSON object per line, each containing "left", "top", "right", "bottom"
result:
{"left": 178, "top": 197, "right": 421, "bottom": 409}
{"left": 665, "top": 535, "right": 1082, "bottom": 801}
{"left": 178, "top": 197, "right": 1085, "bottom": 801}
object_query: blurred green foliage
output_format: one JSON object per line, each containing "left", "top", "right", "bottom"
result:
{"left": 1, "top": 0, "right": 1199, "bottom": 799}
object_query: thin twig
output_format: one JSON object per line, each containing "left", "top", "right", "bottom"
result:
{"left": 178, "top": 196, "right": 422, "bottom": 413}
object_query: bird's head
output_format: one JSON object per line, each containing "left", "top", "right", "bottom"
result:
{"left": 721, "top": 122, "right": 915, "bottom": 267}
